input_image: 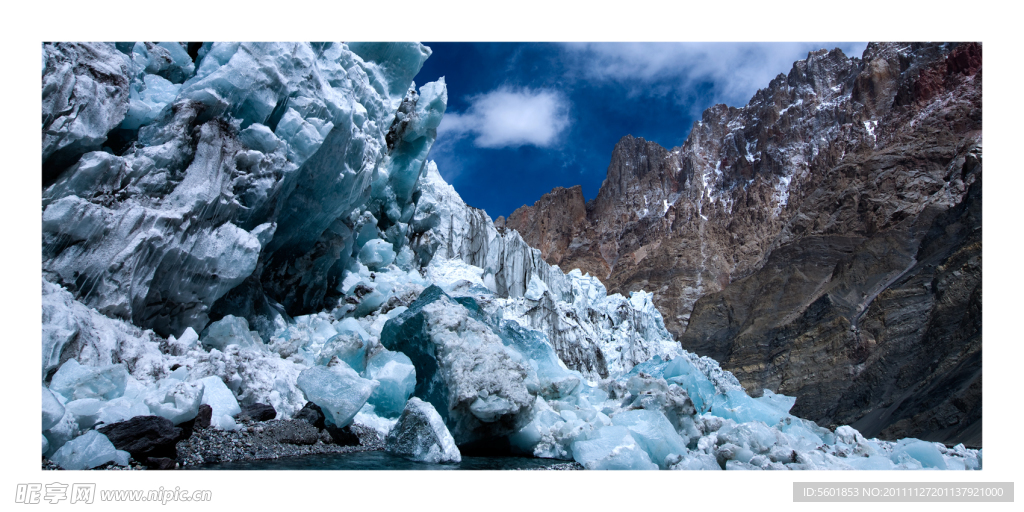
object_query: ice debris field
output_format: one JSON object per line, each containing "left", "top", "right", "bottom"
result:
{"left": 41, "top": 42, "right": 980, "bottom": 470}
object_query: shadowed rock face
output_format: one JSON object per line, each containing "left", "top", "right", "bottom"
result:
{"left": 508, "top": 42, "right": 982, "bottom": 446}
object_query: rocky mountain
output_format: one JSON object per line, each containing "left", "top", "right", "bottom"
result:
{"left": 507, "top": 42, "right": 982, "bottom": 446}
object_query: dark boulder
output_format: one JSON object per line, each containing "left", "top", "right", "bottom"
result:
{"left": 176, "top": 404, "right": 212, "bottom": 439}
{"left": 325, "top": 425, "right": 360, "bottom": 446}
{"left": 145, "top": 457, "right": 177, "bottom": 470}
{"left": 294, "top": 402, "right": 326, "bottom": 429}
{"left": 97, "top": 415, "right": 181, "bottom": 461}
{"left": 238, "top": 403, "right": 276, "bottom": 422}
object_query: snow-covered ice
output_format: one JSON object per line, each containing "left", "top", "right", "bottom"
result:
{"left": 385, "top": 397, "right": 461, "bottom": 464}
{"left": 49, "top": 430, "right": 130, "bottom": 470}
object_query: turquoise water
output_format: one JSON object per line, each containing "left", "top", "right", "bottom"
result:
{"left": 189, "top": 450, "right": 575, "bottom": 470}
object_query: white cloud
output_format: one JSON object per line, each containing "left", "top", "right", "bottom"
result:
{"left": 564, "top": 42, "right": 869, "bottom": 111}
{"left": 438, "top": 87, "right": 570, "bottom": 148}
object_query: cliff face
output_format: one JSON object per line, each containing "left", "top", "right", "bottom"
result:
{"left": 507, "top": 42, "right": 982, "bottom": 446}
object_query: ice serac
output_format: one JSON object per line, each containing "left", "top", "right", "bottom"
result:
{"left": 408, "top": 165, "right": 683, "bottom": 379}
{"left": 41, "top": 42, "right": 440, "bottom": 340}
{"left": 508, "top": 43, "right": 983, "bottom": 446}
{"left": 42, "top": 43, "right": 131, "bottom": 184}
{"left": 495, "top": 268, "right": 682, "bottom": 379}
{"left": 410, "top": 162, "right": 571, "bottom": 301}
{"left": 385, "top": 397, "right": 461, "bottom": 463}
{"left": 380, "top": 286, "right": 534, "bottom": 445}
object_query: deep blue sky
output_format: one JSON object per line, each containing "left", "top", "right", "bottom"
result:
{"left": 413, "top": 42, "right": 867, "bottom": 219}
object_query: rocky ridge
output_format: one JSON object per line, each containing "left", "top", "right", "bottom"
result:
{"left": 507, "top": 42, "right": 982, "bottom": 446}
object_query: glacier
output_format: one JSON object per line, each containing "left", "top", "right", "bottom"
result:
{"left": 39, "top": 41, "right": 980, "bottom": 470}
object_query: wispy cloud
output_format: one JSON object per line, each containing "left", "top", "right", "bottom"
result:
{"left": 438, "top": 87, "right": 571, "bottom": 148}
{"left": 563, "top": 42, "right": 868, "bottom": 112}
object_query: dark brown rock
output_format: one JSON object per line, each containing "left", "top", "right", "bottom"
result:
{"left": 325, "top": 425, "right": 361, "bottom": 446}
{"left": 98, "top": 415, "right": 182, "bottom": 461}
{"left": 194, "top": 404, "right": 212, "bottom": 429}
{"left": 294, "top": 402, "right": 326, "bottom": 429}
{"left": 238, "top": 403, "right": 276, "bottom": 422}
{"left": 145, "top": 457, "right": 177, "bottom": 470}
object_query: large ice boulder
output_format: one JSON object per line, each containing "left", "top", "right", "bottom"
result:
{"left": 43, "top": 403, "right": 78, "bottom": 459}
{"left": 381, "top": 286, "right": 534, "bottom": 445}
{"left": 611, "top": 409, "right": 690, "bottom": 469}
{"left": 143, "top": 380, "right": 204, "bottom": 425}
{"left": 49, "top": 359, "right": 128, "bottom": 402}
{"left": 197, "top": 376, "right": 242, "bottom": 430}
{"left": 296, "top": 365, "right": 377, "bottom": 428}
{"left": 358, "top": 239, "right": 396, "bottom": 270}
{"left": 890, "top": 439, "right": 948, "bottom": 469}
{"left": 571, "top": 425, "right": 659, "bottom": 470}
{"left": 386, "top": 398, "right": 461, "bottom": 464}
{"left": 201, "top": 315, "right": 265, "bottom": 352}
{"left": 364, "top": 349, "right": 417, "bottom": 418}
{"left": 42, "top": 386, "right": 65, "bottom": 431}
{"left": 49, "top": 430, "right": 130, "bottom": 470}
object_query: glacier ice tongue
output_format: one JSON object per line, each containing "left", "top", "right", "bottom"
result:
{"left": 188, "top": 344, "right": 307, "bottom": 420}
{"left": 347, "top": 43, "right": 433, "bottom": 102}
{"left": 494, "top": 267, "right": 683, "bottom": 380}
{"left": 424, "top": 255, "right": 490, "bottom": 296}
{"left": 43, "top": 42, "right": 439, "bottom": 338}
{"left": 385, "top": 397, "right": 461, "bottom": 464}
{"left": 128, "top": 42, "right": 195, "bottom": 84}
{"left": 496, "top": 320, "right": 582, "bottom": 401}
{"left": 296, "top": 365, "right": 377, "bottom": 428}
